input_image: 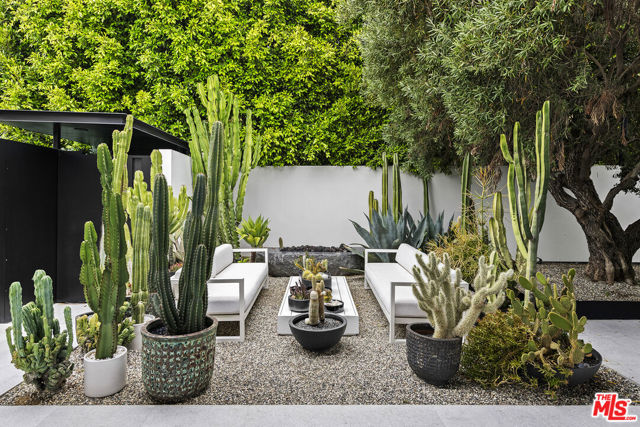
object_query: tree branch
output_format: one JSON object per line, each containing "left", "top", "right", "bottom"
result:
{"left": 602, "top": 160, "right": 640, "bottom": 212}
{"left": 585, "top": 51, "right": 609, "bottom": 86}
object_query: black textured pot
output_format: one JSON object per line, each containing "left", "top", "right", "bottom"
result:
{"left": 567, "top": 349, "right": 602, "bottom": 386}
{"left": 288, "top": 296, "right": 310, "bottom": 312}
{"left": 141, "top": 315, "right": 218, "bottom": 402}
{"left": 289, "top": 313, "right": 346, "bottom": 351}
{"left": 406, "top": 323, "right": 462, "bottom": 386}
{"left": 300, "top": 274, "right": 332, "bottom": 290}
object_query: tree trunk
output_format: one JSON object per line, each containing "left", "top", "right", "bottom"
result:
{"left": 549, "top": 175, "right": 637, "bottom": 285}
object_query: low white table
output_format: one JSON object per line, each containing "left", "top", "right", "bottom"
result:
{"left": 277, "top": 276, "right": 359, "bottom": 336}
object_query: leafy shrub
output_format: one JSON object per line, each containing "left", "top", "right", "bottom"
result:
{"left": 427, "top": 222, "right": 492, "bottom": 283}
{"left": 0, "top": 0, "right": 386, "bottom": 166}
{"left": 461, "top": 311, "right": 530, "bottom": 388}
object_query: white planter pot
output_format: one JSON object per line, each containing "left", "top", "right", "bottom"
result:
{"left": 128, "top": 315, "right": 155, "bottom": 351}
{"left": 83, "top": 345, "right": 128, "bottom": 397}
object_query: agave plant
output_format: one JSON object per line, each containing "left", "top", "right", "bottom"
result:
{"left": 348, "top": 208, "right": 450, "bottom": 262}
{"left": 237, "top": 215, "right": 270, "bottom": 261}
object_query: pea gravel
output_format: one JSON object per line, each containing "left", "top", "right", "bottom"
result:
{"left": 2, "top": 276, "right": 638, "bottom": 406}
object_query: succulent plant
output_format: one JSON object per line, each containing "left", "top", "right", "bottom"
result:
{"left": 75, "top": 303, "right": 135, "bottom": 352}
{"left": 289, "top": 279, "right": 310, "bottom": 300}
{"left": 295, "top": 257, "right": 328, "bottom": 325}
{"left": 237, "top": 215, "right": 270, "bottom": 262}
{"left": 5, "top": 271, "right": 74, "bottom": 392}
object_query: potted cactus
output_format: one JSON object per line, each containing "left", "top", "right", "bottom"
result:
{"left": 79, "top": 142, "right": 130, "bottom": 398}
{"left": 295, "top": 255, "right": 332, "bottom": 290}
{"left": 288, "top": 278, "right": 310, "bottom": 312}
{"left": 141, "top": 122, "right": 223, "bottom": 402}
{"left": 289, "top": 257, "right": 346, "bottom": 351}
{"left": 5, "top": 270, "right": 74, "bottom": 393}
{"left": 509, "top": 269, "right": 601, "bottom": 386}
{"left": 408, "top": 252, "right": 512, "bottom": 385}
{"left": 74, "top": 302, "right": 135, "bottom": 353}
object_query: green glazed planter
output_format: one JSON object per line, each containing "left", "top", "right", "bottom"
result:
{"left": 141, "top": 315, "right": 218, "bottom": 402}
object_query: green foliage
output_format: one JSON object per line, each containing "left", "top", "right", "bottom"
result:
{"left": 79, "top": 142, "right": 128, "bottom": 360}
{"left": 427, "top": 222, "right": 493, "bottom": 284}
{"left": 6, "top": 271, "right": 74, "bottom": 392}
{"left": 0, "top": 0, "right": 386, "bottom": 166}
{"left": 411, "top": 252, "right": 512, "bottom": 339}
{"left": 75, "top": 305, "right": 135, "bottom": 353}
{"left": 461, "top": 311, "right": 531, "bottom": 388}
{"left": 237, "top": 215, "right": 271, "bottom": 248}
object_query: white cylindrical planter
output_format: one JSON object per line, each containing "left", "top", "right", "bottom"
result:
{"left": 128, "top": 315, "right": 155, "bottom": 351}
{"left": 83, "top": 345, "right": 128, "bottom": 397}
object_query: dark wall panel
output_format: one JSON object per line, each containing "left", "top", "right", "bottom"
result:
{"left": 56, "top": 151, "right": 101, "bottom": 303}
{"left": 0, "top": 140, "right": 58, "bottom": 321}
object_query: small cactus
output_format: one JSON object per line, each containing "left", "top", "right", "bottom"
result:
{"left": 5, "top": 271, "right": 74, "bottom": 392}
{"left": 296, "top": 256, "right": 328, "bottom": 324}
{"left": 305, "top": 292, "right": 320, "bottom": 326}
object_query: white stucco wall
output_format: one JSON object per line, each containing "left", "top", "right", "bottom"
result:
{"left": 159, "top": 150, "right": 639, "bottom": 262}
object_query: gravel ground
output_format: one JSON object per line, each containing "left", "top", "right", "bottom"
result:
{"left": 1, "top": 276, "right": 638, "bottom": 406}
{"left": 538, "top": 263, "right": 640, "bottom": 301}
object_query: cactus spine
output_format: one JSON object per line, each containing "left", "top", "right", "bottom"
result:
{"left": 80, "top": 143, "right": 129, "bottom": 360}
{"left": 489, "top": 101, "right": 550, "bottom": 293}
{"left": 151, "top": 121, "right": 223, "bottom": 335}
{"left": 184, "top": 75, "right": 262, "bottom": 247}
{"left": 460, "top": 153, "right": 472, "bottom": 232}
{"left": 6, "top": 272, "right": 74, "bottom": 392}
{"left": 412, "top": 252, "right": 512, "bottom": 339}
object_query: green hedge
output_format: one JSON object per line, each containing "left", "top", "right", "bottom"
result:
{"left": 0, "top": 0, "right": 387, "bottom": 166}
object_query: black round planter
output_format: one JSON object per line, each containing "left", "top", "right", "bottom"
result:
{"left": 406, "top": 323, "right": 462, "bottom": 386}
{"left": 567, "top": 349, "right": 602, "bottom": 386}
{"left": 289, "top": 313, "right": 346, "bottom": 351}
{"left": 300, "top": 274, "right": 332, "bottom": 290}
{"left": 324, "top": 299, "right": 344, "bottom": 312}
{"left": 526, "top": 348, "right": 602, "bottom": 386}
{"left": 288, "top": 296, "right": 310, "bottom": 312}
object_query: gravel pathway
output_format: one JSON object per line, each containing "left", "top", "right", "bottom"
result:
{"left": 1, "top": 276, "right": 638, "bottom": 406}
{"left": 538, "top": 263, "right": 640, "bottom": 301}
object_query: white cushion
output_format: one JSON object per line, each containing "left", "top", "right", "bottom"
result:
{"left": 395, "top": 243, "right": 424, "bottom": 274}
{"left": 365, "top": 261, "right": 468, "bottom": 318}
{"left": 206, "top": 262, "right": 267, "bottom": 314}
{"left": 211, "top": 244, "right": 233, "bottom": 277}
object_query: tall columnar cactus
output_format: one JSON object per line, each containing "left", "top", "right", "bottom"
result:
{"left": 487, "top": 192, "right": 515, "bottom": 271}
{"left": 131, "top": 203, "right": 151, "bottom": 324}
{"left": 490, "top": 101, "right": 550, "bottom": 288}
{"left": 412, "top": 252, "right": 513, "bottom": 339}
{"left": 112, "top": 115, "right": 133, "bottom": 196}
{"left": 80, "top": 143, "right": 129, "bottom": 359}
{"left": 460, "top": 153, "right": 473, "bottom": 232}
{"left": 368, "top": 191, "right": 378, "bottom": 218}
{"left": 423, "top": 177, "right": 430, "bottom": 215}
{"left": 392, "top": 153, "right": 402, "bottom": 222}
{"left": 509, "top": 269, "right": 593, "bottom": 369}
{"left": 151, "top": 121, "right": 223, "bottom": 335}
{"left": 5, "top": 271, "right": 74, "bottom": 392}
{"left": 381, "top": 152, "right": 389, "bottom": 215}
{"left": 184, "top": 75, "right": 262, "bottom": 247}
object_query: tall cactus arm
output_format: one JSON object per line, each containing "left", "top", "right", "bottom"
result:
{"left": 531, "top": 101, "right": 550, "bottom": 236}
{"left": 150, "top": 150, "right": 162, "bottom": 190}
{"left": 392, "top": 153, "right": 402, "bottom": 222}
{"left": 33, "top": 270, "right": 55, "bottom": 340}
{"left": 9, "top": 282, "right": 24, "bottom": 354}
{"left": 461, "top": 153, "right": 471, "bottom": 231}
{"left": 382, "top": 152, "right": 389, "bottom": 216}
{"left": 511, "top": 122, "right": 533, "bottom": 242}
{"left": 63, "top": 306, "right": 73, "bottom": 358}
{"left": 79, "top": 222, "right": 101, "bottom": 313}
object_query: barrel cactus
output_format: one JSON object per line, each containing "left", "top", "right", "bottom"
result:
{"left": 5, "top": 271, "right": 74, "bottom": 392}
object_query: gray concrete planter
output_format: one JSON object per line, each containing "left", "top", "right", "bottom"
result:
{"left": 268, "top": 247, "right": 363, "bottom": 276}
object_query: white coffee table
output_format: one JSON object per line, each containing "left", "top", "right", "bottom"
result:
{"left": 277, "top": 276, "right": 359, "bottom": 336}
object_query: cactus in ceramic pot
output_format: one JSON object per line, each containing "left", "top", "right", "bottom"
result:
{"left": 295, "top": 257, "right": 328, "bottom": 325}
{"left": 151, "top": 121, "right": 223, "bottom": 335}
{"left": 5, "top": 271, "right": 74, "bottom": 392}
{"left": 411, "top": 252, "right": 513, "bottom": 339}
{"left": 79, "top": 143, "right": 129, "bottom": 359}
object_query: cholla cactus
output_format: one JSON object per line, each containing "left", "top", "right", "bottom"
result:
{"left": 509, "top": 269, "right": 593, "bottom": 368}
{"left": 5, "top": 271, "right": 74, "bottom": 392}
{"left": 412, "top": 252, "right": 512, "bottom": 339}
{"left": 475, "top": 252, "right": 507, "bottom": 314}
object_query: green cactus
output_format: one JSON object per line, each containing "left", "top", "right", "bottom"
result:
{"left": 509, "top": 269, "right": 593, "bottom": 369}
{"left": 392, "top": 153, "right": 402, "bottom": 222}
{"left": 75, "top": 307, "right": 135, "bottom": 353}
{"left": 368, "top": 191, "right": 379, "bottom": 218}
{"left": 5, "top": 271, "right": 74, "bottom": 392}
{"left": 487, "top": 192, "right": 515, "bottom": 271}
{"left": 369, "top": 151, "right": 403, "bottom": 220}
{"left": 490, "top": 101, "right": 550, "bottom": 289}
{"left": 279, "top": 237, "right": 284, "bottom": 249}
{"left": 131, "top": 203, "right": 151, "bottom": 323}
{"left": 79, "top": 143, "right": 129, "bottom": 360}
{"left": 381, "top": 152, "right": 389, "bottom": 215}
{"left": 296, "top": 257, "right": 328, "bottom": 324}
{"left": 460, "top": 153, "right": 473, "bottom": 232}
{"left": 411, "top": 252, "right": 513, "bottom": 339}
{"left": 151, "top": 121, "right": 223, "bottom": 335}
{"left": 184, "top": 75, "right": 262, "bottom": 247}
{"left": 423, "top": 177, "right": 429, "bottom": 215}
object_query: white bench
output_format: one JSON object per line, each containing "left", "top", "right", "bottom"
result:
{"left": 364, "top": 243, "right": 466, "bottom": 343}
{"left": 171, "top": 244, "right": 268, "bottom": 342}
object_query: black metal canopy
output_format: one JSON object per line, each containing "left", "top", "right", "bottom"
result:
{"left": 0, "top": 109, "right": 189, "bottom": 155}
